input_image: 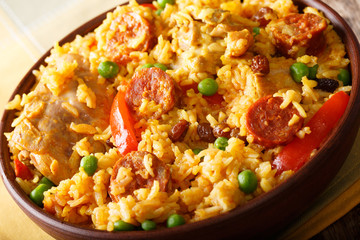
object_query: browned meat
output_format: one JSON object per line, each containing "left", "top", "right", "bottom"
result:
{"left": 105, "top": 12, "right": 156, "bottom": 65}
{"left": 125, "top": 67, "right": 175, "bottom": 120}
{"left": 225, "top": 30, "right": 254, "bottom": 58}
{"left": 245, "top": 96, "right": 304, "bottom": 148}
{"left": 169, "top": 120, "right": 190, "bottom": 142}
{"left": 109, "top": 151, "right": 170, "bottom": 202}
{"left": 9, "top": 54, "right": 113, "bottom": 184}
{"left": 267, "top": 13, "right": 327, "bottom": 58}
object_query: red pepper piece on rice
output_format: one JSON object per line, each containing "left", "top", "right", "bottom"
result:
{"left": 110, "top": 91, "right": 138, "bottom": 156}
{"left": 14, "top": 158, "right": 33, "bottom": 180}
{"left": 141, "top": 3, "right": 157, "bottom": 11}
{"left": 273, "top": 91, "right": 350, "bottom": 173}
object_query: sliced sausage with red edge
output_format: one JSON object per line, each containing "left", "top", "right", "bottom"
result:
{"left": 125, "top": 67, "right": 176, "bottom": 120}
{"left": 109, "top": 151, "right": 170, "bottom": 202}
{"left": 105, "top": 12, "right": 156, "bottom": 65}
{"left": 245, "top": 96, "right": 304, "bottom": 148}
{"left": 267, "top": 13, "right": 327, "bottom": 58}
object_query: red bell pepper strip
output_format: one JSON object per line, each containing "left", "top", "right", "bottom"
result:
{"left": 181, "top": 83, "right": 224, "bottom": 105}
{"left": 273, "top": 91, "right": 350, "bottom": 173}
{"left": 141, "top": 3, "right": 157, "bottom": 11}
{"left": 110, "top": 90, "right": 138, "bottom": 155}
{"left": 14, "top": 158, "right": 33, "bottom": 180}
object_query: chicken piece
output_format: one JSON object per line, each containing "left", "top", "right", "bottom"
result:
{"left": 9, "top": 54, "right": 113, "bottom": 184}
{"left": 253, "top": 57, "right": 301, "bottom": 97}
{"left": 225, "top": 29, "right": 254, "bottom": 58}
{"left": 176, "top": 21, "right": 201, "bottom": 51}
{"left": 210, "top": 23, "right": 242, "bottom": 38}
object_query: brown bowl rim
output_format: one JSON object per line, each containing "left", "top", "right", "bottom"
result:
{"left": 1, "top": 0, "right": 360, "bottom": 239}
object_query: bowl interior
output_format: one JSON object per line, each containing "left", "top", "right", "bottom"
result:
{"left": 1, "top": 0, "right": 360, "bottom": 239}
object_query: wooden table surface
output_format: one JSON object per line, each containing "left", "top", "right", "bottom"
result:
{"left": 312, "top": 0, "right": 360, "bottom": 239}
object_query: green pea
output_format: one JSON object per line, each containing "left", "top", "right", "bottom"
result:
{"left": 192, "top": 148, "right": 203, "bottom": 155}
{"left": 338, "top": 69, "right": 351, "bottom": 86}
{"left": 214, "top": 137, "right": 228, "bottom": 151}
{"left": 237, "top": 170, "right": 258, "bottom": 194}
{"left": 153, "top": 63, "right": 168, "bottom": 71}
{"left": 80, "top": 155, "right": 98, "bottom": 176}
{"left": 198, "top": 78, "right": 218, "bottom": 96}
{"left": 39, "top": 177, "right": 55, "bottom": 188}
{"left": 290, "top": 62, "right": 309, "bottom": 83}
{"left": 30, "top": 184, "right": 51, "bottom": 207}
{"left": 308, "top": 64, "right": 319, "bottom": 80}
{"left": 167, "top": 214, "right": 185, "bottom": 228}
{"left": 98, "top": 61, "right": 119, "bottom": 78}
{"left": 141, "top": 220, "right": 157, "bottom": 231}
{"left": 253, "top": 27, "right": 260, "bottom": 36}
{"left": 140, "top": 63, "right": 154, "bottom": 69}
{"left": 113, "top": 220, "right": 136, "bottom": 231}
{"left": 157, "top": 0, "right": 175, "bottom": 9}
{"left": 155, "top": 9, "right": 163, "bottom": 16}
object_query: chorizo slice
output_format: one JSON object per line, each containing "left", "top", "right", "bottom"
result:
{"left": 125, "top": 67, "right": 175, "bottom": 120}
{"left": 267, "top": 13, "right": 327, "bottom": 58}
{"left": 245, "top": 96, "right": 304, "bottom": 148}
{"left": 105, "top": 12, "right": 156, "bottom": 65}
{"left": 109, "top": 151, "right": 170, "bottom": 202}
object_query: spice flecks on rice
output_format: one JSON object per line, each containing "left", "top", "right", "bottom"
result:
{"left": 6, "top": 0, "right": 351, "bottom": 231}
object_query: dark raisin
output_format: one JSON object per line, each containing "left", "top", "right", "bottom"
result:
{"left": 197, "top": 123, "right": 216, "bottom": 143}
{"left": 252, "top": 7, "right": 275, "bottom": 27}
{"left": 230, "top": 128, "right": 248, "bottom": 143}
{"left": 314, "top": 78, "right": 339, "bottom": 92}
{"left": 230, "top": 128, "right": 241, "bottom": 138}
{"left": 213, "top": 124, "right": 231, "bottom": 138}
{"left": 106, "top": 139, "right": 115, "bottom": 148}
{"left": 251, "top": 55, "right": 270, "bottom": 75}
{"left": 169, "top": 120, "right": 190, "bottom": 142}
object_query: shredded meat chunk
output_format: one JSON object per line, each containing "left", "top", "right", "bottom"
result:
{"left": 9, "top": 54, "right": 113, "bottom": 184}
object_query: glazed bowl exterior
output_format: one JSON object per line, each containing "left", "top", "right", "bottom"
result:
{"left": 1, "top": 0, "right": 360, "bottom": 239}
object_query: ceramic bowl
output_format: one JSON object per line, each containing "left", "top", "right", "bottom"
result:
{"left": 1, "top": 0, "right": 360, "bottom": 239}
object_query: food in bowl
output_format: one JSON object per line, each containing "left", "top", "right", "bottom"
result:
{"left": 4, "top": 0, "right": 352, "bottom": 232}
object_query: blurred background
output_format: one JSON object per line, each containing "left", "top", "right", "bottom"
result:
{"left": 0, "top": 0, "right": 125, "bottom": 110}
